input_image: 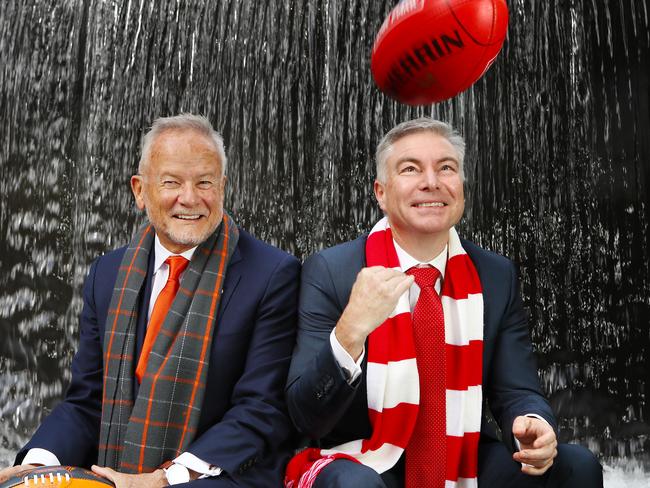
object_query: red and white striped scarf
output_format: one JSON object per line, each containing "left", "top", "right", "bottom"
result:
{"left": 285, "top": 218, "right": 484, "bottom": 488}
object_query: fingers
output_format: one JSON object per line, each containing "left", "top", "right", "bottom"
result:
{"left": 378, "top": 271, "right": 414, "bottom": 302}
{"left": 92, "top": 465, "right": 118, "bottom": 483}
{"left": 520, "top": 457, "right": 555, "bottom": 476}
{"left": 532, "top": 428, "right": 557, "bottom": 449}
{"left": 513, "top": 438, "right": 558, "bottom": 476}
{"left": 0, "top": 466, "right": 19, "bottom": 483}
{"left": 513, "top": 416, "right": 555, "bottom": 447}
{"left": 513, "top": 441, "right": 557, "bottom": 465}
{"left": 512, "top": 416, "right": 558, "bottom": 476}
{"left": 516, "top": 438, "right": 557, "bottom": 475}
{"left": 337, "top": 267, "right": 414, "bottom": 358}
{"left": 364, "top": 266, "right": 412, "bottom": 286}
{"left": 348, "top": 266, "right": 412, "bottom": 318}
{"left": 512, "top": 415, "right": 530, "bottom": 437}
{"left": 359, "top": 266, "right": 413, "bottom": 297}
{"left": 514, "top": 450, "right": 557, "bottom": 476}
{"left": 0, "top": 465, "right": 38, "bottom": 483}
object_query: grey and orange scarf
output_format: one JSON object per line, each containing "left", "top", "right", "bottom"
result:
{"left": 98, "top": 214, "right": 238, "bottom": 473}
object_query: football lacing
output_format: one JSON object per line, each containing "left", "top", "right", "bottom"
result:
{"left": 22, "top": 472, "right": 70, "bottom": 486}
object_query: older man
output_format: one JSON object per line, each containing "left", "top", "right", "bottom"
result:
{"left": 285, "top": 118, "right": 602, "bottom": 488}
{"left": 0, "top": 114, "right": 300, "bottom": 487}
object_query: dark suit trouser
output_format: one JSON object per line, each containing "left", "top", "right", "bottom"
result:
{"left": 312, "top": 442, "right": 603, "bottom": 488}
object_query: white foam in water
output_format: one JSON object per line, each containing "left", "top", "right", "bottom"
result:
{"left": 603, "top": 460, "right": 650, "bottom": 488}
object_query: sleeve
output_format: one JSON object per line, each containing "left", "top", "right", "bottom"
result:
{"left": 15, "top": 259, "right": 104, "bottom": 467}
{"left": 329, "top": 329, "right": 364, "bottom": 383}
{"left": 184, "top": 254, "right": 301, "bottom": 477}
{"left": 485, "top": 260, "right": 558, "bottom": 452}
{"left": 286, "top": 253, "right": 362, "bottom": 440}
{"left": 172, "top": 452, "right": 222, "bottom": 479}
{"left": 20, "top": 449, "right": 61, "bottom": 466}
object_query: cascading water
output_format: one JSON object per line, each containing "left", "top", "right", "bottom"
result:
{"left": 1, "top": 1, "right": 648, "bottom": 484}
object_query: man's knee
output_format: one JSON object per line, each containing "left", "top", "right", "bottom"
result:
{"left": 313, "top": 459, "right": 387, "bottom": 488}
{"left": 553, "top": 444, "right": 603, "bottom": 486}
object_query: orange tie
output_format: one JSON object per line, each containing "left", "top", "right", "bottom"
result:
{"left": 135, "top": 255, "right": 189, "bottom": 383}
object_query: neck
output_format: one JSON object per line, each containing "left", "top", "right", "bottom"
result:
{"left": 391, "top": 228, "right": 449, "bottom": 263}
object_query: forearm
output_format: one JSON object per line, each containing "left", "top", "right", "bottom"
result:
{"left": 287, "top": 339, "right": 361, "bottom": 438}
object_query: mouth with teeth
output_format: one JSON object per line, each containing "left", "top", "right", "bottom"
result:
{"left": 414, "top": 202, "right": 446, "bottom": 207}
{"left": 174, "top": 214, "right": 204, "bottom": 220}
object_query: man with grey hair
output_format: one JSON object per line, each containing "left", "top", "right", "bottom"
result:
{"left": 285, "top": 117, "right": 601, "bottom": 488}
{"left": 0, "top": 114, "right": 300, "bottom": 487}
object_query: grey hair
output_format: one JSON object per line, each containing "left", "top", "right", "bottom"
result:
{"left": 138, "top": 114, "right": 227, "bottom": 175}
{"left": 375, "top": 117, "right": 466, "bottom": 183}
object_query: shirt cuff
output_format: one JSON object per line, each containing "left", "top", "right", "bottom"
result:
{"left": 22, "top": 448, "right": 60, "bottom": 467}
{"left": 330, "top": 328, "right": 364, "bottom": 383}
{"left": 173, "top": 452, "right": 222, "bottom": 480}
{"left": 513, "top": 414, "right": 550, "bottom": 451}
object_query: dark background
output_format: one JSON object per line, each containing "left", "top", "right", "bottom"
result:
{"left": 0, "top": 0, "right": 648, "bottom": 473}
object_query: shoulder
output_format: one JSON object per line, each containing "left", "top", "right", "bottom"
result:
{"left": 81, "top": 246, "right": 128, "bottom": 281}
{"left": 462, "top": 238, "right": 515, "bottom": 269}
{"left": 300, "top": 235, "right": 367, "bottom": 304}
{"left": 306, "top": 234, "right": 367, "bottom": 272}
{"left": 236, "top": 228, "right": 300, "bottom": 273}
{"left": 94, "top": 246, "right": 128, "bottom": 267}
{"left": 461, "top": 238, "right": 518, "bottom": 287}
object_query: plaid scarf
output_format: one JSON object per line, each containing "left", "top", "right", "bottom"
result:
{"left": 286, "top": 217, "right": 483, "bottom": 488}
{"left": 98, "top": 214, "right": 239, "bottom": 473}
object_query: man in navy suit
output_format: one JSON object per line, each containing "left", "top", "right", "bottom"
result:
{"left": 0, "top": 114, "right": 300, "bottom": 487}
{"left": 286, "top": 118, "right": 602, "bottom": 487}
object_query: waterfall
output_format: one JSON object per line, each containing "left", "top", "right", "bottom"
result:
{"left": 1, "top": 0, "right": 648, "bottom": 480}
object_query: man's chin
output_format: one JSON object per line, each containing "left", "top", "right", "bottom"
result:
{"left": 164, "top": 226, "right": 217, "bottom": 249}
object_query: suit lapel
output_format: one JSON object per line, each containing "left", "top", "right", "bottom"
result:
{"left": 136, "top": 248, "right": 155, "bottom": 353}
{"left": 217, "top": 244, "right": 242, "bottom": 318}
{"left": 133, "top": 248, "right": 155, "bottom": 397}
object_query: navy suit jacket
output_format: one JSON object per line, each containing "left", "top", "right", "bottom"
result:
{"left": 18, "top": 228, "right": 301, "bottom": 487}
{"left": 286, "top": 235, "right": 556, "bottom": 453}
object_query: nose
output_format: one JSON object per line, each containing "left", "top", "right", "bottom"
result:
{"left": 177, "top": 182, "right": 200, "bottom": 206}
{"left": 419, "top": 167, "right": 439, "bottom": 190}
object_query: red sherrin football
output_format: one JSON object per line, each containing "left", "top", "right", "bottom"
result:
{"left": 0, "top": 466, "right": 114, "bottom": 488}
{"left": 371, "top": 0, "right": 509, "bottom": 105}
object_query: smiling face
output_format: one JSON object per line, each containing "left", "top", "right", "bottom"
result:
{"left": 374, "top": 131, "right": 464, "bottom": 250}
{"left": 130, "top": 129, "right": 226, "bottom": 253}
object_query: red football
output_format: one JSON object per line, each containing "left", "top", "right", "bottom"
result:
{"left": 371, "top": 0, "right": 509, "bottom": 105}
{"left": 0, "top": 466, "right": 114, "bottom": 488}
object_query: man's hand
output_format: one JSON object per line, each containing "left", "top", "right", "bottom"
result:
{"left": 335, "top": 266, "right": 414, "bottom": 360}
{"left": 512, "top": 416, "right": 558, "bottom": 476}
{"left": 0, "top": 465, "right": 39, "bottom": 483}
{"left": 91, "top": 465, "right": 168, "bottom": 488}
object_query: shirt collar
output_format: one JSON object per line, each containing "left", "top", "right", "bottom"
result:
{"left": 393, "top": 239, "right": 448, "bottom": 278}
{"left": 153, "top": 234, "right": 197, "bottom": 275}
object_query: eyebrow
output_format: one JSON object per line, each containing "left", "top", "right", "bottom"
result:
{"left": 395, "top": 156, "right": 459, "bottom": 166}
{"left": 155, "top": 172, "right": 219, "bottom": 179}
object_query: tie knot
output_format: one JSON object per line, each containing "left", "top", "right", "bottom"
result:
{"left": 165, "top": 256, "right": 189, "bottom": 281}
{"left": 407, "top": 266, "right": 440, "bottom": 289}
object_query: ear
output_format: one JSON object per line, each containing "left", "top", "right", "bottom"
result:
{"left": 220, "top": 175, "right": 227, "bottom": 193}
{"left": 130, "top": 175, "right": 146, "bottom": 210}
{"left": 373, "top": 180, "right": 387, "bottom": 212}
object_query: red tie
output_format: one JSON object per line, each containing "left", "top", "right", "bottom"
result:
{"left": 135, "top": 255, "right": 189, "bottom": 383}
{"left": 405, "top": 266, "right": 446, "bottom": 488}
